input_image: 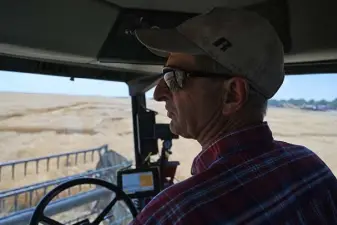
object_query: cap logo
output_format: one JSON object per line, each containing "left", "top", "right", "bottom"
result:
{"left": 212, "top": 37, "right": 232, "bottom": 52}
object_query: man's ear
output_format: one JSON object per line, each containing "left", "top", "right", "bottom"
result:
{"left": 222, "top": 78, "right": 249, "bottom": 115}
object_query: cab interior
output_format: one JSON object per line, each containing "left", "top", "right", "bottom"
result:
{"left": 0, "top": 0, "right": 337, "bottom": 224}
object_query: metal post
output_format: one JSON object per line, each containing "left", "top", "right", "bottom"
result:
{"left": 91, "top": 151, "right": 95, "bottom": 162}
{"left": 57, "top": 157, "right": 60, "bottom": 169}
{"left": 66, "top": 154, "right": 70, "bottom": 167}
{"left": 130, "top": 94, "right": 147, "bottom": 211}
{"left": 46, "top": 158, "right": 50, "bottom": 172}
{"left": 36, "top": 160, "right": 39, "bottom": 174}
{"left": 24, "top": 162, "right": 27, "bottom": 176}
{"left": 75, "top": 153, "right": 78, "bottom": 165}
{"left": 131, "top": 95, "right": 146, "bottom": 168}
{"left": 11, "top": 164, "right": 15, "bottom": 180}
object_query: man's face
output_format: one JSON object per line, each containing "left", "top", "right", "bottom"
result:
{"left": 153, "top": 53, "right": 224, "bottom": 139}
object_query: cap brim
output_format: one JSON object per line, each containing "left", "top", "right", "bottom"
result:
{"left": 135, "top": 29, "right": 204, "bottom": 58}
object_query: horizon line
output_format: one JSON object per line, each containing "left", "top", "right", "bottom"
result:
{"left": 0, "top": 90, "right": 335, "bottom": 101}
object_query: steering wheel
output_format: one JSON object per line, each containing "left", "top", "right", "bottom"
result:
{"left": 29, "top": 177, "right": 138, "bottom": 225}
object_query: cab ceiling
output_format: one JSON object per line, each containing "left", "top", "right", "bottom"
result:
{"left": 108, "top": 0, "right": 267, "bottom": 12}
{"left": 0, "top": 0, "right": 337, "bottom": 81}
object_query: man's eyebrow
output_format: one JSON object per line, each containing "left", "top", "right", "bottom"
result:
{"left": 163, "top": 65, "right": 189, "bottom": 71}
{"left": 164, "top": 60, "right": 185, "bottom": 68}
{"left": 164, "top": 62, "right": 174, "bottom": 67}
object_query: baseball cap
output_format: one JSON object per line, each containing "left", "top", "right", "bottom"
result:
{"left": 135, "top": 7, "right": 285, "bottom": 99}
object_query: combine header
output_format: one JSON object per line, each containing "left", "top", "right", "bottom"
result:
{"left": 0, "top": 145, "right": 132, "bottom": 225}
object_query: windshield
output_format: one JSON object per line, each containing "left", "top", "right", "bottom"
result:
{"left": 0, "top": 71, "right": 336, "bottom": 223}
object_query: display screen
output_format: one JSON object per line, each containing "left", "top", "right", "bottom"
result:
{"left": 122, "top": 171, "right": 154, "bottom": 194}
{"left": 117, "top": 167, "right": 160, "bottom": 198}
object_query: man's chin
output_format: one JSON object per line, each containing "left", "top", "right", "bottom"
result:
{"left": 169, "top": 121, "right": 193, "bottom": 139}
{"left": 169, "top": 120, "right": 179, "bottom": 136}
{"left": 169, "top": 121, "right": 177, "bottom": 134}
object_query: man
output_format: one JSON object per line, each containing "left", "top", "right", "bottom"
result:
{"left": 129, "top": 7, "right": 337, "bottom": 225}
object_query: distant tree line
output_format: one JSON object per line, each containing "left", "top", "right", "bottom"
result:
{"left": 268, "top": 98, "right": 337, "bottom": 109}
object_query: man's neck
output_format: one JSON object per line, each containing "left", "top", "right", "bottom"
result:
{"left": 197, "top": 114, "right": 263, "bottom": 150}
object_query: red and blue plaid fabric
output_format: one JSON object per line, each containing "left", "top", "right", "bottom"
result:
{"left": 129, "top": 122, "right": 337, "bottom": 225}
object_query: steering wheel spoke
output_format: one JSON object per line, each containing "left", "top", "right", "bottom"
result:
{"left": 92, "top": 197, "right": 118, "bottom": 225}
{"left": 41, "top": 216, "right": 64, "bottom": 225}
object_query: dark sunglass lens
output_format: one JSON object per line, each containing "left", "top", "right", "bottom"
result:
{"left": 164, "top": 71, "right": 181, "bottom": 92}
{"left": 174, "top": 70, "right": 185, "bottom": 88}
{"left": 163, "top": 72, "right": 177, "bottom": 91}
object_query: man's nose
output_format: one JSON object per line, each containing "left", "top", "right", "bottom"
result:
{"left": 153, "top": 78, "right": 171, "bottom": 102}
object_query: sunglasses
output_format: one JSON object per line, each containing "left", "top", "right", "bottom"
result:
{"left": 162, "top": 67, "right": 233, "bottom": 92}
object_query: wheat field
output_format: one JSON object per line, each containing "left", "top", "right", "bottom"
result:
{"left": 0, "top": 92, "right": 336, "bottom": 192}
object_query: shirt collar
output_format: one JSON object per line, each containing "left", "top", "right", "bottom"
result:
{"left": 191, "top": 122, "right": 274, "bottom": 175}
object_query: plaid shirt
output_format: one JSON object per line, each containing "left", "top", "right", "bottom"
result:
{"left": 129, "top": 122, "right": 337, "bottom": 225}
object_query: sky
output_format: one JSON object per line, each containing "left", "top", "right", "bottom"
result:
{"left": 0, "top": 70, "right": 336, "bottom": 101}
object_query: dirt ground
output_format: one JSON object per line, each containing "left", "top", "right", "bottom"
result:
{"left": 0, "top": 92, "right": 336, "bottom": 191}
